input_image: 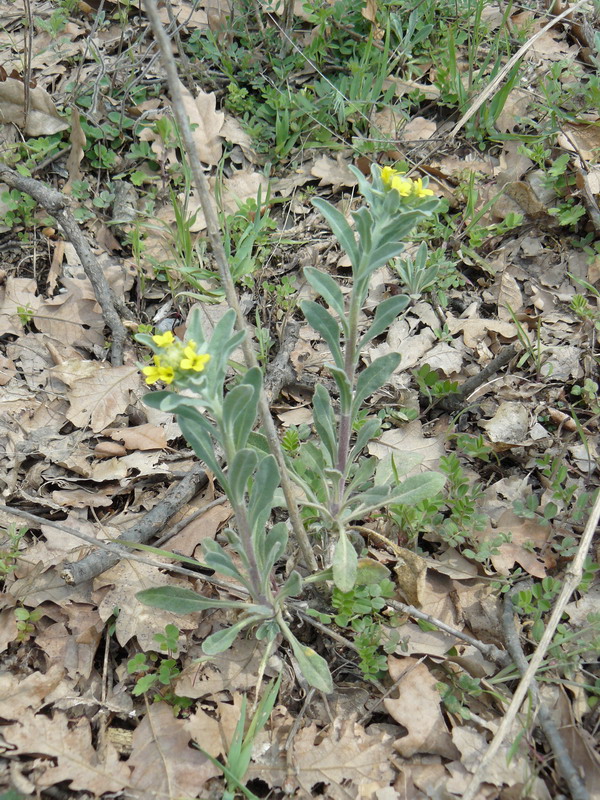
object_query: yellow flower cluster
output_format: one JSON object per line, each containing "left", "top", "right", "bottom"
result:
{"left": 142, "top": 330, "right": 211, "bottom": 385}
{"left": 380, "top": 166, "right": 434, "bottom": 199}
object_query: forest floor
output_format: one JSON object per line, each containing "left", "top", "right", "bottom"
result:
{"left": 0, "top": 0, "right": 599, "bottom": 798}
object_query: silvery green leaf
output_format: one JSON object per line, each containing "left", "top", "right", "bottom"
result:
{"left": 313, "top": 384, "right": 337, "bottom": 464}
{"left": 184, "top": 305, "right": 207, "bottom": 347}
{"left": 374, "top": 452, "right": 424, "bottom": 485}
{"left": 312, "top": 197, "right": 359, "bottom": 268}
{"left": 248, "top": 454, "right": 279, "bottom": 536}
{"left": 344, "top": 456, "right": 376, "bottom": 494}
{"left": 304, "top": 267, "right": 346, "bottom": 325}
{"left": 352, "top": 353, "right": 401, "bottom": 416}
{"left": 202, "top": 616, "right": 259, "bottom": 655}
{"left": 223, "top": 383, "right": 258, "bottom": 451}
{"left": 228, "top": 448, "right": 258, "bottom": 503}
{"left": 359, "top": 295, "right": 410, "bottom": 349}
{"left": 261, "top": 521, "right": 289, "bottom": 574}
{"left": 385, "top": 471, "right": 446, "bottom": 507}
{"left": 300, "top": 301, "right": 343, "bottom": 369}
{"left": 177, "top": 414, "right": 226, "bottom": 486}
{"left": 328, "top": 365, "right": 352, "bottom": 412}
{"left": 353, "top": 206, "right": 372, "bottom": 255}
{"left": 333, "top": 530, "right": 358, "bottom": 592}
{"left": 349, "top": 419, "right": 381, "bottom": 462}
{"left": 136, "top": 586, "right": 247, "bottom": 613}
{"left": 202, "top": 540, "right": 247, "bottom": 584}
{"left": 286, "top": 631, "right": 333, "bottom": 694}
{"left": 356, "top": 558, "right": 391, "bottom": 585}
{"left": 277, "top": 570, "right": 303, "bottom": 599}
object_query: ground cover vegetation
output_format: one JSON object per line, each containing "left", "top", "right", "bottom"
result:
{"left": 0, "top": 0, "right": 599, "bottom": 797}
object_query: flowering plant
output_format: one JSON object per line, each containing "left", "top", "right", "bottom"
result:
{"left": 135, "top": 165, "right": 445, "bottom": 692}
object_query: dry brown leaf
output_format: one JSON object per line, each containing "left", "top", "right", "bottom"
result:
{"left": 175, "top": 638, "right": 267, "bottom": 698}
{"left": 384, "top": 656, "right": 458, "bottom": 759}
{"left": 52, "top": 361, "right": 141, "bottom": 433}
{"left": 167, "top": 502, "right": 232, "bottom": 557}
{"left": 310, "top": 154, "right": 358, "bottom": 191}
{"left": 476, "top": 509, "right": 551, "bottom": 578}
{"left": 177, "top": 81, "right": 224, "bottom": 165}
{"left": 64, "top": 109, "right": 86, "bottom": 192}
{"left": 289, "top": 718, "right": 395, "bottom": 799}
{"left": 446, "top": 315, "right": 517, "bottom": 349}
{"left": 3, "top": 710, "right": 130, "bottom": 793}
{"left": 0, "top": 277, "right": 41, "bottom": 336}
{"left": 129, "top": 703, "right": 219, "bottom": 796}
{"left": 0, "top": 77, "right": 69, "bottom": 136}
{"left": 401, "top": 116, "right": 437, "bottom": 142}
{"left": 0, "top": 664, "right": 66, "bottom": 719}
{"left": 480, "top": 401, "right": 529, "bottom": 445}
{"left": 108, "top": 423, "right": 168, "bottom": 451}
{"left": 368, "top": 420, "right": 444, "bottom": 475}
{"left": 94, "top": 561, "right": 197, "bottom": 649}
{"left": 185, "top": 694, "right": 244, "bottom": 757}
{"left": 496, "top": 272, "right": 523, "bottom": 320}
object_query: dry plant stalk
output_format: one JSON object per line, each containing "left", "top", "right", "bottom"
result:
{"left": 462, "top": 489, "right": 600, "bottom": 800}
{"left": 448, "top": 0, "right": 587, "bottom": 139}
{"left": 142, "top": 0, "right": 317, "bottom": 572}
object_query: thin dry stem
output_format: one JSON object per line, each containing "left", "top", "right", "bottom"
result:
{"left": 462, "top": 488, "right": 600, "bottom": 800}
{"left": 448, "top": 0, "right": 587, "bottom": 139}
{"left": 142, "top": 0, "right": 317, "bottom": 572}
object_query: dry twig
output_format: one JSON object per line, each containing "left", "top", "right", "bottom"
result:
{"left": 448, "top": 0, "right": 587, "bottom": 139}
{"left": 503, "top": 584, "right": 589, "bottom": 800}
{"left": 462, "top": 489, "right": 600, "bottom": 800}
{"left": 0, "top": 164, "right": 128, "bottom": 365}
{"left": 143, "top": 0, "right": 318, "bottom": 572}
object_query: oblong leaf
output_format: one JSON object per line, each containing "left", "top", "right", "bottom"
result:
{"left": 352, "top": 353, "right": 401, "bottom": 416}
{"left": 304, "top": 267, "right": 346, "bottom": 324}
{"left": 312, "top": 197, "right": 359, "bottom": 268}
{"left": 136, "top": 586, "right": 245, "bottom": 613}
{"left": 286, "top": 631, "right": 333, "bottom": 694}
{"left": 359, "top": 295, "right": 410, "bottom": 349}
{"left": 202, "top": 617, "right": 256, "bottom": 655}
{"left": 300, "top": 301, "right": 343, "bottom": 369}
{"left": 332, "top": 530, "right": 358, "bottom": 592}
{"left": 313, "top": 384, "right": 338, "bottom": 465}
{"left": 228, "top": 448, "right": 258, "bottom": 504}
{"left": 387, "top": 471, "right": 446, "bottom": 507}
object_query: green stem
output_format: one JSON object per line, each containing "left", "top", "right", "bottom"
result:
{"left": 332, "top": 249, "right": 371, "bottom": 515}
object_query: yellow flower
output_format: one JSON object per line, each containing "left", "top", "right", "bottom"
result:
{"left": 142, "top": 356, "right": 175, "bottom": 385}
{"left": 152, "top": 330, "right": 175, "bottom": 348}
{"left": 380, "top": 165, "right": 398, "bottom": 186}
{"left": 180, "top": 341, "right": 211, "bottom": 373}
{"left": 412, "top": 178, "right": 434, "bottom": 198}
{"left": 380, "top": 165, "right": 434, "bottom": 199}
{"left": 390, "top": 174, "right": 413, "bottom": 197}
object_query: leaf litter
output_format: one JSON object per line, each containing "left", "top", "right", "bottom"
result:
{"left": 0, "top": 0, "right": 599, "bottom": 797}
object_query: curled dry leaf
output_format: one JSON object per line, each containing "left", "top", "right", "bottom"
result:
{"left": 384, "top": 656, "right": 458, "bottom": 759}
{"left": 0, "top": 77, "right": 69, "bottom": 136}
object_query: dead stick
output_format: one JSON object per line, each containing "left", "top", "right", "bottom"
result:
{"left": 462, "top": 489, "right": 600, "bottom": 800}
{"left": 387, "top": 597, "right": 512, "bottom": 668}
{"left": 0, "top": 164, "right": 128, "bottom": 366}
{"left": 448, "top": 0, "right": 587, "bottom": 139}
{"left": 60, "top": 463, "right": 207, "bottom": 583}
{"left": 434, "top": 344, "right": 517, "bottom": 413}
{"left": 503, "top": 585, "right": 588, "bottom": 800}
{"left": 143, "top": 0, "right": 318, "bottom": 572}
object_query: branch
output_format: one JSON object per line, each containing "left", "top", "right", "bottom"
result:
{"left": 0, "top": 164, "right": 128, "bottom": 365}
{"left": 60, "top": 463, "right": 207, "bottom": 584}
{"left": 462, "top": 489, "right": 600, "bottom": 800}
{"left": 503, "top": 585, "right": 589, "bottom": 800}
